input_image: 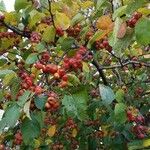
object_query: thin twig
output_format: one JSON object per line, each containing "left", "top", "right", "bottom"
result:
{"left": 48, "top": 0, "right": 56, "bottom": 28}
{"left": 102, "top": 61, "right": 150, "bottom": 70}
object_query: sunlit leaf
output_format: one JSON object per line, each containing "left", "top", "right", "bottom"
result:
{"left": 55, "top": 12, "right": 71, "bottom": 30}
{"left": 47, "top": 125, "right": 56, "bottom": 137}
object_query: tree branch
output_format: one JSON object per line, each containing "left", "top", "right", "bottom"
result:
{"left": 92, "top": 59, "right": 108, "bottom": 86}
{"left": 102, "top": 61, "right": 150, "bottom": 70}
{"left": 0, "top": 21, "right": 31, "bottom": 38}
{"left": 48, "top": 0, "right": 56, "bottom": 28}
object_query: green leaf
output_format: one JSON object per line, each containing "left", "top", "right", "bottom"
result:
{"left": 25, "top": 53, "right": 38, "bottom": 64}
{"left": 128, "top": 138, "right": 150, "bottom": 150}
{"left": 31, "top": 111, "right": 46, "bottom": 129}
{"left": 109, "top": 18, "right": 134, "bottom": 57}
{"left": 10, "top": 78, "right": 20, "bottom": 100}
{"left": 68, "top": 74, "right": 80, "bottom": 86}
{"left": 60, "top": 37, "right": 75, "bottom": 51}
{"left": 0, "top": 104, "right": 21, "bottom": 132}
{"left": 96, "top": 0, "right": 106, "bottom": 10}
{"left": 115, "top": 89, "right": 125, "bottom": 102}
{"left": 71, "top": 13, "right": 84, "bottom": 26}
{"left": 135, "top": 18, "right": 150, "bottom": 45}
{"left": 42, "top": 26, "right": 56, "bottom": 43}
{"left": 62, "top": 88, "right": 88, "bottom": 121}
{"left": 23, "top": 100, "right": 32, "bottom": 119}
{"left": 3, "top": 72, "right": 17, "bottom": 86}
{"left": 29, "top": 10, "right": 45, "bottom": 28}
{"left": 34, "top": 95, "right": 48, "bottom": 110}
{"left": 15, "top": 0, "right": 30, "bottom": 11}
{"left": 0, "top": 58, "right": 7, "bottom": 66}
{"left": 82, "top": 62, "right": 90, "bottom": 73}
{"left": 0, "top": 70, "right": 15, "bottom": 77}
{"left": 114, "top": 103, "right": 127, "bottom": 123}
{"left": 126, "top": 0, "right": 147, "bottom": 15}
{"left": 87, "top": 30, "right": 103, "bottom": 48}
{"left": 0, "top": 0, "right": 6, "bottom": 11}
{"left": 17, "top": 91, "right": 32, "bottom": 107}
{"left": 21, "top": 117, "right": 41, "bottom": 145}
{"left": 99, "top": 84, "right": 115, "bottom": 105}
{"left": 54, "top": 12, "right": 71, "bottom": 30}
{"left": 113, "top": 5, "right": 127, "bottom": 20}
{"left": 35, "top": 42, "right": 46, "bottom": 53}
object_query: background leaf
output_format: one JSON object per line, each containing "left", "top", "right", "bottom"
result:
{"left": 135, "top": 18, "right": 150, "bottom": 45}
{"left": 21, "top": 117, "right": 41, "bottom": 145}
{"left": 99, "top": 84, "right": 115, "bottom": 105}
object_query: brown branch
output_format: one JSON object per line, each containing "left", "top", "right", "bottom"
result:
{"left": 0, "top": 21, "right": 31, "bottom": 38}
{"left": 48, "top": 0, "right": 56, "bottom": 28}
{"left": 102, "top": 61, "right": 150, "bottom": 70}
{"left": 92, "top": 59, "right": 108, "bottom": 86}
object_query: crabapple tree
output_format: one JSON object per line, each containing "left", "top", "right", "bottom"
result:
{"left": 0, "top": 0, "right": 150, "bottom": 149}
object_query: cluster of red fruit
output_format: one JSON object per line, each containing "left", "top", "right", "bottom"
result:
{"left": 35, "top": 52, "right": 68, "bottom": 88}
{"left": 66, "top": 24, "right": 81, "bottom": 37}
{"left": 45, "top": 92, "right": 60, "bottom": 111}
{"left": 0, "top": 32, "right": 17, "bottom": 38}
{"left": 17, "top": 71, "right": 43, "bottom": 98}
{"left": 132, "top": 124, "right": 148, "bottom": 139}
{"left": 51, "top": 142, "right": 64, "bottom": 150}
{"left": 85, "top": 30, "right": 94, "bottom": 41}
{"left": 94, "top": 38, "right": 112, "bottom": 52}
{"left": 64, "top": 118, "right": 77, "bottom": 130}
{"left": 0, "top": 14, "right": 5, "bottom": 22}
{"left": 56, "top": 27, "right": 64, "bottom": 37}
{"left": 0, "top": 144, "right": 5, "bottom": 150}
{"left": 41, "top": 16, "right": 52, "bottom": 25}
{"left": 14, "top": 131, "right": 23, "bottom": 145}
{"left": 63, "top": 46, "right": 87, "bottom": 71}
{"left": 127, "top": 110, "right": 148, "bottom": 139}
{"left": 30, "top": 32, "right": 41, "bottom": 43}
{"left": 127, "top": 12, "right": 142, "bottom": 28}
{"left": 85, "top": 119, "right": 100, "bottom": 127}
{"left": 135, "top": 87, "right": 144, "bottom": 97}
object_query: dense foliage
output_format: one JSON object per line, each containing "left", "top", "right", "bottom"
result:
{"left": 0, "top": 0, "right": 150, "bottom": 149}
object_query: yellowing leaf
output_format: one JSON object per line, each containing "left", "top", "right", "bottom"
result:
{"left": 81, "top": 1, "right": 94, "bottom": 9}
{"left": 72, "top": 128, "right": 77, "bottom": 137}
{"left": 82, "top": 62, "right": 90, "bottom": 73}
{"left": 117, "top": 22, "right": 127, "bottom": 39}
{"left": 34, "top": 139, "right": 41, "bottom": 148}
{"left": 47, "top": 125, "right": 56, "bottom": 137}
{"left": 4, "top": 12, "right": 19, "bottom": 25}
{"left": 96, "top": 15, "right": 113, "bottom": 30}
{"left": 42, "top": 26, "right": 56, "bottom": 43}
{"left": 36, "top": 23, "right": 49, "bottom": 33}
{"left": 138, "top": 8, "right": 150, "bottom": 15}
{"left": 143, "top": 139, "right": 150, "bottom": 147}
{"left": 23, "top": 100, "right": 31, "bottom": 120}
{"left": 55, "top": 12, "right": 71, "bottom": 30}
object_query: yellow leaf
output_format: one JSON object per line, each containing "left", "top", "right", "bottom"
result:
{"left": 81, "top": 1, "right": 94, "bottom": 9}
{"left": 96, "top": 15, "right": 113, "bottom": 30}
{"left": 47, "top": 125, "right": 56, "bottom": 137}
{"left": 143, "top": 139, "right": 150, "bottom": 147}
{"left": 34, "top": 139, "right": 41, "bottom": 148}
{"left": 36, "top": 23, "right": 49, "bottom": 33}
{"left": 4, "top": 12, "right": 19, "bottom": 26}
{"left": 82, "top": 62, "right": 90, "bottom": 73}
{"left": 72, "top": 128, "right": 77, "bottom": 137}
{"left": 55, "top": 12, "right": 71, "bottom": 30}
{"left": 138, "top": 8, "right": 150, "bottom": 16}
